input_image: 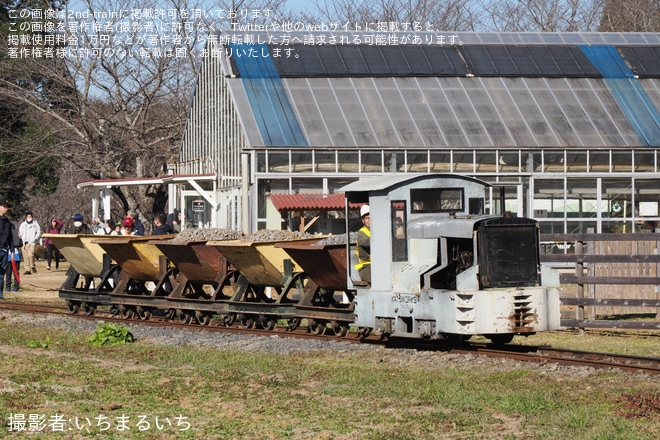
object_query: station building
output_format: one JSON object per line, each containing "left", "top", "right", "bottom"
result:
{"left": 176, "top": 31, "right": 660, "bottom": 234}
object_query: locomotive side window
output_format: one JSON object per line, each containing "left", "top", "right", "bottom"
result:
{"left": 411, "top": 188, "right": 464, "bottom": 213}
{"left": 469, "top": 197, "right": 485, "bottom": 215}
{"left": 391, "top": 201, "right": 408, "bottom": 262}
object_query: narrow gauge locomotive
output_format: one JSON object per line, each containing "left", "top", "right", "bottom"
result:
{"left": 340, "top": 174, "right": 561, "bottom": 344}
{"left": 47, "top": 174, "right": 560, "bottom": 345}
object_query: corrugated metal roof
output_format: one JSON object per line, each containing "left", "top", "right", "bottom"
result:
{"left": 269, "top": 193, "right": 361, "bottom": 211}
{"left": 219, "top": 31, "right": 660, "bottom": 148}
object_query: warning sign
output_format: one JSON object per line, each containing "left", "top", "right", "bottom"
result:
{"left": 192, "top": 200, "right": 205, "bottom": 212}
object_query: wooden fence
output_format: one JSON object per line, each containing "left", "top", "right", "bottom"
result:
{"left": 540, "top": 233, "right": 660, "bottom": 331}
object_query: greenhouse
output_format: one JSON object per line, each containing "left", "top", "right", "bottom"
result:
{"left": 178, "top": 31, "right": 660, "bottom": 234}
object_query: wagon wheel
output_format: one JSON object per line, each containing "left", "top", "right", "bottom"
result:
{"left": 195, "top": 311, "right": 212, "bottom": 326}
{"left": 239, "top": 314, "right": 256, "bottom": 329}
{"left": 119, "top": 306, "right": 135, "bottom": 320}
{"left": 331, "top": 321, "right": 349, "bottom": 337}
{"left": 177, "top": 310, "right": 193, "bottom": 324}
{"left": 66, "top": 300, "right": 80, "bottom": 314}
{"left": 286, "top": 317, "right": 301, "bottom": 331}
{"left": 308, "top": 319, "right": 326, "bottom": 335}
{"left": 164, "top": 308, "right": 176, "bottom": 320}
{"left": 260, "top": 315, "right": 277, "bottom": 331}
{"left": 136, "top": 306, "right": 152, "bottom": 321}
{"left": 81, "top": 302, "right": 96, "bottom": 316}
{"left": 222, "top": 313, "right": 236, "bottom": 327}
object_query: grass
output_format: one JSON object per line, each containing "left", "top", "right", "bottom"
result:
{"left": 505, "top": 329, "right": 660, "bottom": 358}
{"left": 0, "top": 319, "right": 658, "bottom": 439}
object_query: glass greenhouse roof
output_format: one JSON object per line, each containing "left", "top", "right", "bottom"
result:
{"left": 218, "top": 31, "right": 660, "bottom": 149}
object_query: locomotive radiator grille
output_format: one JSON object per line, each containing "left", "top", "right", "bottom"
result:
{"left": 478, "top": 219, "right": 540, "bottom": 288}
{"left": 511, "top": 293, "right": 536, "bottom": 331}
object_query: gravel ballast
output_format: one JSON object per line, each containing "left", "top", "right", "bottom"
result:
{"left": 1, "top": 312, "right": 628, "bottom": 378}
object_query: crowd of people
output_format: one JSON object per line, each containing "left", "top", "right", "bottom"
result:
{"left": 0, "top": 202, "right": 181, "bottom": 298}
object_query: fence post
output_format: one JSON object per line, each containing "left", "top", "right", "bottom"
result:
{"left": 575, "top": 240, "right": 585, "bottom": 335}
{"left": 656, "top": 244, "right": 660, "bottom": 320}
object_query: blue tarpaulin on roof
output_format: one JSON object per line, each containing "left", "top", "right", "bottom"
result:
{"left": 580, "top": 45, "right": 660, "bottom": 146}
{"left": 229, "top": 43, "right": 307, "bottom": 147}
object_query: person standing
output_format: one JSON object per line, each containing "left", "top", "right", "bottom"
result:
{"left": 43, "top": 217, "right": 63, "bottom": 271}
{"left": 355, "top": 205, "right": 371, "bottom": 284}
{"left": 18, "top": 212, "right": 41, "bottom": 275}
{"left": 0, "top": 198, "right": 13, "bottom": 298}
{"left": 5, "top": 222, "right": 21, "bottom": 292}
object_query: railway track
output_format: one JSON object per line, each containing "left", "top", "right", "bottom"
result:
{"left": 2, "top": 301, "right": 658, "bottom": 375}
{"left": 0, "top": 301, "right": 363, "bottom": 341}
{"left": 455, "top": 345, "right": 660, "bottom": 375}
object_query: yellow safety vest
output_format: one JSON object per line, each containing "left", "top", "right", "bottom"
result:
{"left": 355, "top": 226, "right": 371, "bottom": 270}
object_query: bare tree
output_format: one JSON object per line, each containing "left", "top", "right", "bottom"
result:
{"left": 479, "top": 0, "right": 605, "bottom": 31}
{"left": 1, "top": 0, "right": 288, "bottom": 225}
{"left": 0, "top": 0, "right": 202, "bottom": 223}
{"left": 599, "top": 0, "right": 660, "bottom": 31}
{"left": 303, "top": 0, "right": 483, "bottom": 31}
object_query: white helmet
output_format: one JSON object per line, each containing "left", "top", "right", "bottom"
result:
{"left": 360, "top": 205, "right": 370, "bottom": 217}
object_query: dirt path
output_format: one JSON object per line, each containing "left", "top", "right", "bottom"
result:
{"left": 3, "top": 258, "right": 68, "bottom": 302}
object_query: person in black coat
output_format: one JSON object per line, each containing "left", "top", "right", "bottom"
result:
{"left": 0, "top": 197, "right": 14, "bottom": 297}
{"left": 67, "top": 213, "right": 93, "bottom": 234}
{"left": 5, "top": 222, "right": 21, "bottom": 291}
{"left": 152, "top": 212, "right": 174, "bottom": 235}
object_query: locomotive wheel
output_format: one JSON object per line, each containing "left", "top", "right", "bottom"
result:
{"left": 81, "top": 302, "right": 96, "bottom": 316}
{"left": 308, "top": 320, "right": 326, "bottom": 335}
{"left": 444, "top": 334, "right": 468, "bottom": 346}
{"left": 358, "top": 327, "right": 372, "bottom": 338}
{"left": 286, "top": 317, "right": 301, "bottom": 331}
{"left": 66, "top": 300, "right": 80, "bottom": 314}
{"left": 239, "top": 315, "right": 256, "bottom": 329}
{"left": 331, "top": 321, "right": 349, "bottom": 337}
{"left": 487, "top": 334, "right": 514, "bottom": 345}
{"left": 136, "top": 306, "right": 152, "bottom": 321}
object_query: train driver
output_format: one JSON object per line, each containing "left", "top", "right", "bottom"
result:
{"left": 355, "top": 205, "right": 371, "bottom": 284}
